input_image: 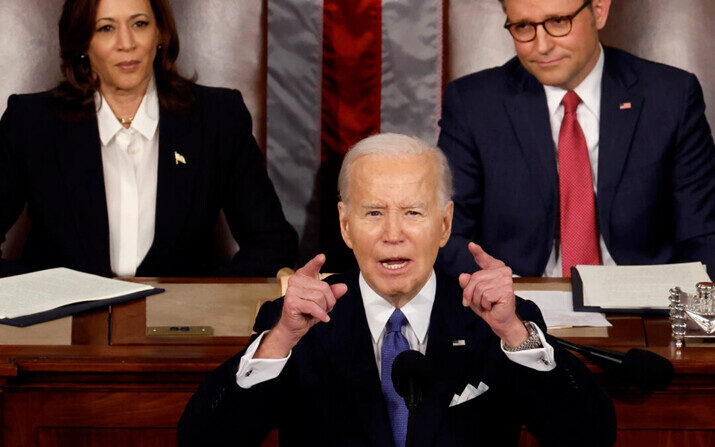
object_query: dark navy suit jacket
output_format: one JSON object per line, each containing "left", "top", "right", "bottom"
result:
{"left": 437, "top": 46, "right": 715, "bottom": 278}
{"left": 0, "top": 85, "right": 297, "bottom": 277}
{"left": 178, "top": 270, "right": 616, "bottom": 446}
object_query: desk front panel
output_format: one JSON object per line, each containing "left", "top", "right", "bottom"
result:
{"left": 0, "top": 278, "right": 713, "bottom": 447}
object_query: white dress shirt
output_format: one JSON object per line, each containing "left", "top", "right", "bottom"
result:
{"left": 542, "top": 45, "right": 616, "bottom": 277}
{"left": 236, "top": 271, "right": 555, "bottom": 389}
{"left": 96, "top": 79, "right": 159, "bottom": 277}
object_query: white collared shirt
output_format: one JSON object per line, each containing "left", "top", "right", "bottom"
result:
{"left": 96, "top": 79, "right": 159, "bottom": 277}
{"left": 542, "top": 45, "right": 616, "bottom": 277}
{"left": 235, "top": 271, "right": 555, "bottom": 389}
{"left": 360, "top": 271, "right": 435, "bottom": 377}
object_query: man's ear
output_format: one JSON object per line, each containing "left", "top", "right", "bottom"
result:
{"left": 439, "top": 201, "right": 454, "bottom": 248}
{"left": 592, "top": 0, "right": 612, "bottom": 30}
{"left": 337, "top": 201, "right": 354, "bottom": 249}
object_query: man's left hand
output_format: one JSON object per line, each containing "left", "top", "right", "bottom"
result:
{"left": 459, "top": 242, "right": 528, "bottom": 348}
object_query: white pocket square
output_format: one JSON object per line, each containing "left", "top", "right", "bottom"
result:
{"left": 449, "top": 381, "right": 489, "bottom": 407}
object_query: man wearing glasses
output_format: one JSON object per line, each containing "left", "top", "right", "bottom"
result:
{"left": 437, "top": 0, "right": 715, "bottom": 279}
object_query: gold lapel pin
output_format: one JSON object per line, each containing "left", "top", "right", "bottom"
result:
{"left": 174, "top": 151, "right": 187, "bottom": 165}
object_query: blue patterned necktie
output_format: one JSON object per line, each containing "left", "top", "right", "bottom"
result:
{"left": 381, "top": 308, "right": 410, "bottom": 447}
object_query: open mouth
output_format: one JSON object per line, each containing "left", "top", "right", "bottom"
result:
{"left": 380, "top": 258, "right": 410, "bottom": 270}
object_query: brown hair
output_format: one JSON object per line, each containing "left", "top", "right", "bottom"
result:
{"left": 51, "top": 0, "right": 196, "bottom": 120}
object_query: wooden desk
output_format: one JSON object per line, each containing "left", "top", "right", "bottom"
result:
{"left": 0, "top": 278, "right": 713, "bottom": 446}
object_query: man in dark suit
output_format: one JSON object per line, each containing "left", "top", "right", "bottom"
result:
{"left": 178, "top": 133, "right": 615, "bottom": 446}
{"left": 437, "top": 0, "right": 715, "bottom": 278}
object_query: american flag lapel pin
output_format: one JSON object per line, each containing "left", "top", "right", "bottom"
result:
{"left": 619, "top": 102, "right": 632, "bottom": 110}
{"left": 174, "top": 151, "right": 186, "bottom": 165}
{"left": 452, "top": 339, "right": 466, "bottom": 347}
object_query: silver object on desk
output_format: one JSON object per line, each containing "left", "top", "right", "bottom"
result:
{"left": 669, "top": 282, "right": 715, "bottom": 348}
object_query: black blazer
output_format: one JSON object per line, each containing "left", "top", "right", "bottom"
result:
{"left": 178, "top": 270, "right": 616, "bottom": 446}
{"left": 0, "top": 85, "right": 297, "bottom": 277}
{"left": 437, "top": 46, "right": 715, "bottom": 278}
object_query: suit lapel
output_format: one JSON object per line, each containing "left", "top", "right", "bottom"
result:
{"left": 141, "top": 105, "right": 201, "bottom": 268}
{"left": 56, "top": 110, "right": 111, "bottom": 274}
{"left": 597, "top": 48, "right": 643, "bottom": 247}
{"left": 503, "top": 66, "right": 558, "bottom": 216}
{"left": 316, "top": 272, "right": 487, "bottom": 446}
{"left": 315, "top": 273, "right": 394, "bottom": 447}
{"left": 413, "top": 274, "right": 481, "bottom": 446}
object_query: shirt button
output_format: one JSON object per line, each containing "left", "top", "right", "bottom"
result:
{"left": 245, "top": 370, "right": 253, "bottom": 377}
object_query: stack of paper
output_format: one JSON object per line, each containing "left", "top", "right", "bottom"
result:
{"left": 516, "top": 290, "right": 611, "bottom": 329}
{"left": 575, "top": 262, "right": 711, "bottom": 311}
{"left": 0, "top": 268, "right": 160, "bottom": 326}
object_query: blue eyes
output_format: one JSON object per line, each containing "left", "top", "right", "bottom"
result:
{"left": 365, "top": 211, "right": 422, "bottom": 217}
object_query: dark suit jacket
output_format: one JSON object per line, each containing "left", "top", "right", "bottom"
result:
{"left": 178, "top": 270, "right": 616, "bottom": 446}
{"left": 0, "top": 85, "right": 297, "bottom": 277}
{"left": 437, "top": 46, "right": 715, "bottom": 278}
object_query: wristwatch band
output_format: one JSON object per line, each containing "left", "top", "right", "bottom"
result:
{"left": 503, "top": 321, "right": 543, "bottom": 352}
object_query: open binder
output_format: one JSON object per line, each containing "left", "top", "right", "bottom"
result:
{"left": 0, "top": 268, "right": 164, "bottom": 327}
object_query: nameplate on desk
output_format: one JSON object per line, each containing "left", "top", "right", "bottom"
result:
{"left": 146, "top": 326, "right": 214, "bottom": 337}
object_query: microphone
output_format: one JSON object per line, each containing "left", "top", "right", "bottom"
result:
{"left": 552, "top": 337, "right": 673, "bottom": 391}
{"left": 392, "top": 350, "right": 429, "bottom": 447}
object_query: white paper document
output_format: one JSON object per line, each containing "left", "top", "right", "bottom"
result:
{"left": 0, "top": 268, "right": 153, "bottom": 319}
{"left": 575, "top": 262, "right": 711, "bottom": 310}
{"left": 516, "top": 290, "right": 611, "bottom": 329}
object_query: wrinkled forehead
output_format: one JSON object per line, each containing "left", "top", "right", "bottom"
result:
{"left": 349, "top": 153, "right": 439, "bottom": 204}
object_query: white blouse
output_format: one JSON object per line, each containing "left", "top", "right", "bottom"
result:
{"left": 95, "top": 80, "right": 159, "bottom": 276}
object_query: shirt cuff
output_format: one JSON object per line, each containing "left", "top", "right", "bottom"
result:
{"left": 235, "top": 330, "right": 292, "bottom": 389}
{"left": 500, "top": 322, "right": 556, "bottom": 371}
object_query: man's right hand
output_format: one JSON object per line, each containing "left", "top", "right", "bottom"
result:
{"left": 255, "top": 254, "right": 348, "bottom": 359}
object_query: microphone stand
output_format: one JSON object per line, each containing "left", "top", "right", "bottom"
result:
{"left": 404, "top": 377, "right": 419, "bottom": 447}
{"left": 392, "top": 350, "right": 427, "bottom": 447}
{"left": 405, "top": 404, "right": 417, "bottom": 447}
{"left": 553, "top": 337, "right": 625, "bottom": 364}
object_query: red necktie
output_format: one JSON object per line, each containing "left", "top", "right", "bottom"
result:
{"left": 558, "top": 91, "right": 600, "bottom": 277}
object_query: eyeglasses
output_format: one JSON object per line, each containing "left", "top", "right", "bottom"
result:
{"left": 504, "top": 0, "right": 592, "bottom": 43}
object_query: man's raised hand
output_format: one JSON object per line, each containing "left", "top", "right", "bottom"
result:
{"left": 255, "top": 254, "right": 347, "bottom": 358}
{"left": 458, "top": 243, "right": 528, "bottom": 348}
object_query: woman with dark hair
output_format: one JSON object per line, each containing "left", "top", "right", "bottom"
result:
{"left": 0, "top": 0, "right": 298, "bottom": 277}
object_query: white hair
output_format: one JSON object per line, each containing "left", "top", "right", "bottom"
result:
{"left": 337, "top": 133, "right": 454, "bottom": 206}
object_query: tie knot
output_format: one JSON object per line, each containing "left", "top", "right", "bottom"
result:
{"left": 386, "top": 308, "right": 407, "bottom": 334}
{"left": 562, "top": 90, "right": 582, "bottom": 114}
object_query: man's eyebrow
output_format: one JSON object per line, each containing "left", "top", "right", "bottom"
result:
{"left": 362, "top": 204, "right": 386, "bottom": 209}
{"left": 401, "top": 202, "right": 427, "bottom": 209}
{"left": 508, "top": 11, "right": 567, "bottom": 24}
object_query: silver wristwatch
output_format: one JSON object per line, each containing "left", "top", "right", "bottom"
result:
{"left": 503, "top": 321, "right": 543, "bottom": 352}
